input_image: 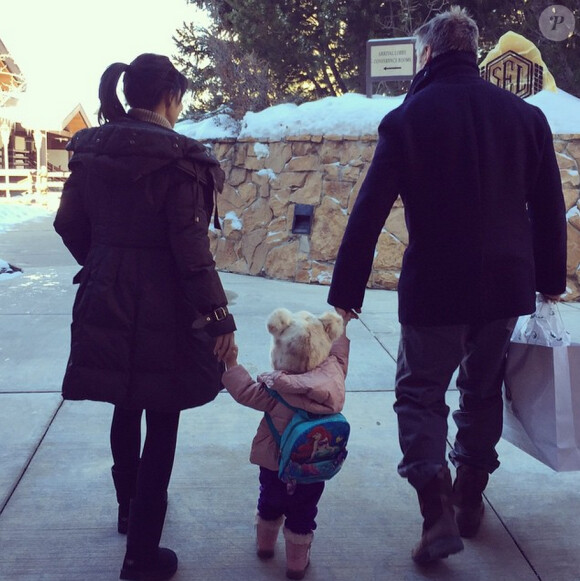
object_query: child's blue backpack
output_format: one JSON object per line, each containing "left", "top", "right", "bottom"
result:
{"left": 264, "top": 387, "right": 350, "bottom": 491}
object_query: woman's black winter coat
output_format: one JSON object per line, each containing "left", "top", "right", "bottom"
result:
{"left": 54, "top": 118, "right": 235, "bottom": 412}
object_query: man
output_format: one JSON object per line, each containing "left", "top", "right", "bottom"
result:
{"left": 328, "top": 7, "right": 566, "bottom": 565}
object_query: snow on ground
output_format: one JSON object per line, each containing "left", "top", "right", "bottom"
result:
{"left": 0, "top": 258, "right": 22, "bottom": 279}
{"left": 0, "top": 196, "right": 58, "bottom": 280}
{"left": 0, "top": 198, "right": 56, "bottom": 235}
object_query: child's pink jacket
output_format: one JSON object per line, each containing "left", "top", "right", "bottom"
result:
{"left": 221, "top": 335, "right": 349, "bottom": 471}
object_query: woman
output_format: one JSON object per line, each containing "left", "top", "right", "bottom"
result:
{"left": 54, "top": 53, "right": 235, "bottom": 581}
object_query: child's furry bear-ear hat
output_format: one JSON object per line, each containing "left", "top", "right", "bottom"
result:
{"left": 267, "top": 308, "right": 343, "bottom": 373}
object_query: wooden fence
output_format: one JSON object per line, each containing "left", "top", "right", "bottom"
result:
{"left": 0, "top": 169, "right": 69, "bottom": 198}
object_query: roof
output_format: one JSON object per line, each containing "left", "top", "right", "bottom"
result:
{"left": 0, "top": 36, "right": 91, "bottom": 133}
{"left": 0, "top": 38, "right": 25, "bottom": 107}
{"left": 0, "top": 95, "right": 91, "bottom": 133}
{"left": 61, "top": 103, "right": 92, "bottom": 134}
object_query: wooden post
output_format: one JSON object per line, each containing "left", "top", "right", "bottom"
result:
{"left": 33, "top": 129, "right": 44, "bottom": 195}
{"left": 0, "top": 121, "right": 11, "bottom": 198}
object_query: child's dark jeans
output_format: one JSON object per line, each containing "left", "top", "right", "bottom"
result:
{"left": 257, "top": 467, "right": 324, "bottom": 535}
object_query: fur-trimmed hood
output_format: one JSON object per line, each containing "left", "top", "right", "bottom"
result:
{"left": 67, "top": 118, "right": 225, "bottom": 190}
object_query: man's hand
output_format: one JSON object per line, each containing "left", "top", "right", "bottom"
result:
{"left": 541, "top": 293, "right": 562, "bottom": 302}
{"left": 335, "top": 307, "right": 361, "bottom": 324}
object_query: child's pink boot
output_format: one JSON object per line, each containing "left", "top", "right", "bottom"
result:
{"left": 256, "top": 515, "right": 284, "bottom": 559}
{"left": 283, "top": 527, "right": 313, "bottom": 580}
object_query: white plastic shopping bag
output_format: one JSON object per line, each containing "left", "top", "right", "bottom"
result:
{"left": 511, "top": 294, "right": 571, "bottom": 346}
{"left": 502, "top": 296, "right": 580, "bottom": 471}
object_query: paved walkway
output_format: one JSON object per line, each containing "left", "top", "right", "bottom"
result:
{"left": 1, "top": 213, "right": 580, "bottom": 581}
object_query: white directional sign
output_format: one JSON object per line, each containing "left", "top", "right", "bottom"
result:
{"left": 366, "top": 37, "right": 416, "bottom": 97}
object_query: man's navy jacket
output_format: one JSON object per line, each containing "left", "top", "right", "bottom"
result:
{"left": 328, "top": 50, "right": 567, "bottom": 326}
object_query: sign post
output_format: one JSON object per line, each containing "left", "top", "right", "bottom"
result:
{"left": 366, "top": 37, "right": 416, "bottom": 98}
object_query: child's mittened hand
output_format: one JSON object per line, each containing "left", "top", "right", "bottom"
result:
{"left": 335, "top": 307, "right": 359, "bottom": 326}
{"left": 224, "top": 343, "right": 239, "bottom": 369}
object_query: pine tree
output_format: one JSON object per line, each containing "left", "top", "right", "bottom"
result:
{"left": 177, "top": 0, "right": 442, "bottom": 112}
{"left": 176, "top": 0, "right": 579, "bottom": 116}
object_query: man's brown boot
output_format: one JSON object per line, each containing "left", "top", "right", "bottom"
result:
{"left": 412, "top": 466, "right": 464, "bottom": 564}
{"left": 453, "top": 465, "right": 489, "bottom": 538}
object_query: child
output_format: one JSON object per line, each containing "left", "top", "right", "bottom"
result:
{"left": 222, "top": 307, "right": 350, "bottom": 580}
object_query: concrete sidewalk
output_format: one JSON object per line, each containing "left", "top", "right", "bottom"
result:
{"left": 1, "top": 214, "right": 580, "bottom": 581}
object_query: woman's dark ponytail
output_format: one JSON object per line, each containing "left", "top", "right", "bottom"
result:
{"left": 97, "top": 54, "right": 188, "bottom": 125}
{"left": 97, "top": 62, "right": 129, "bottom": 125}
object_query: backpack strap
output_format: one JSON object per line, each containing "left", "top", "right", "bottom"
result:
{"left": 264, "top": 386, "right": 309, "bottom": 419}
{"left": 264, "top": 412, "right": 281, "bottom": 447}
{"left": 263, "top": 385, "right": 307, "bottom": 447}
{"left": 264, "top": 386, "right": 299, "bottom": 412}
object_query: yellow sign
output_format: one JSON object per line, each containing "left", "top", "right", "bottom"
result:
{"left": 479, "top": 32, "right": 556, "bottom": 98}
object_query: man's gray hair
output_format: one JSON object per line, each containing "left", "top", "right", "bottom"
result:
{"left": 414, "top": 6, "right": 479, "bottom": 59}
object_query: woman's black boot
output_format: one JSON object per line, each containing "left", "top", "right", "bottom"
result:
{"left": 120, "top": 547, "right": 178, "bottom": 581}
{"left": 111, "top": 465, "right": 138, "bottom": 534}
{"left": 119, "top": 498, "right": 177, "bottom": 581}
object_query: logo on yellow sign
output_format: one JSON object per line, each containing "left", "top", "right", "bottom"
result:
{"left": 479, "top": 32, "right": 557, "bottom": 98}
{"left": 480, "top": 51, "right": 543, "bottom": 98}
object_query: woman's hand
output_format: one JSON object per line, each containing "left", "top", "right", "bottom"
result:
{"left": 214, "top": 332, "right": 236, "bottom": 364}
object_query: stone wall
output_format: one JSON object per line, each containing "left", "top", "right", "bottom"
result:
{"left": 556, "top": 136, "right": 580, "bottom": 299}
{"left": 208, "top": 133, "right": 580, "bottom": 300}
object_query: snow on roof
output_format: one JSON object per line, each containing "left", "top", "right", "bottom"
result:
{"left": 176, "top": 89, "right": 580, "bottom": 141}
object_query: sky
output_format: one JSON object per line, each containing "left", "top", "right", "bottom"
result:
{"left": 1, "top": 0, "right": 207, "bottom": 121}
